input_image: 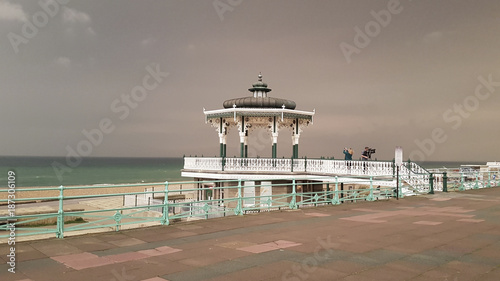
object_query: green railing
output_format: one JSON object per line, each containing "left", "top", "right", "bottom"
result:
{"left": 434, "top": 171, "right": 500, "bottom": 191}
{"left": 1, "top": 173, "right": 499, "bottom": 241}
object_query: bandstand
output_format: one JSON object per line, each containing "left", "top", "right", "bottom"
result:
{"left": 182, "top": 74, "right": 432, "bottom": 206}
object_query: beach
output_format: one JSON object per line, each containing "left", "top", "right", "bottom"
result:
{"left": 0, "top": 182, "right": 195, "bottom": 203}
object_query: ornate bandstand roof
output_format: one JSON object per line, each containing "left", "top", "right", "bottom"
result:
{"left": 204, "top": 73, "right": 314, "bottom": 121}
{"left": 222, "top": 73, "right": 296, "bottom": 110}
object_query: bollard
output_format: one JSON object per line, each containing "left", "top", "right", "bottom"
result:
{"left": 443, "top": 172, "right": 448, "bottom": 192}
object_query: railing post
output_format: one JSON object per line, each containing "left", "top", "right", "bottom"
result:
{"left": 487, "top": 172, "right": 491, "bottom": 188}
{"left": 396, "top": 165, "right": 399, "bottom": 199}
{"left": 113, "top": 211, "right": 122, "bottom": 232}
{"left": 397, "top": 170, "right": 403, "bottom": 198}
{"left": 304, "top": 156, "right": 307, "bottom": 172}
{"left": 289, "top": 179, "right": 297, "bottom": 209}
{"left": 222, "top": 156, "right": 225, "bottom": 171}
{"left": 291, "top": 157, "right": 294, "bottom": 172}
{"left": 428, "top": 173, "right": 434, "bottom": 194}
{"left": 367, "top": 176, "right": 374, "bottom": 201}
{"left": 459, "top": 173, "right": 465, "bottom": 191}
{"left": 443, "top": 172, "right": 448, "bottom": 192}
{"left": 474, "top": 172, "right": 479, "bottom": 189}
{"left": 235, "top": 179, "right": 243, "bottom": 215}
{"left": 56, "top": 185, "right": 65, "bottom": 238}
{"left": 161, "top": 181, "right": 170, "bottom": 225}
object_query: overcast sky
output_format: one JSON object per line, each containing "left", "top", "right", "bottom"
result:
{"left": 1, "top": 0, "right": 499, "bottom": 162}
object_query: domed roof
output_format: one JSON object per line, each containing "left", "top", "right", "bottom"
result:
{"left": 223, "top": 97, "right": 296, "bottom": 109}
{"left": 223, "top": 73, "right": 297, "bottom": 109}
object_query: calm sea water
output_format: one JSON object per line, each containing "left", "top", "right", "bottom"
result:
{"left": 0, "top": 156, "right": 485, "bottom": 187}
{"left": 0, "top": 156, "right": 185, "bottom": 187}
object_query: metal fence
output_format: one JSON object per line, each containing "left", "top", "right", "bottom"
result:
{"left": 1, "top": 173, "right": 499, "bottom": 241}
{"left": 431, "top": 170, "right": 500, "bottom": 192}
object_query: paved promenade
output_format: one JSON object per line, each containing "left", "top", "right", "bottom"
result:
{"left": 2, "top": 188, "right": 500, "bottom": 281}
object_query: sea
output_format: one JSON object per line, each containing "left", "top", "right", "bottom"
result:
{"left": 0, "top": 156, "right": 486, "bottom": 188}
{"left": 0, "top": 156, "right": 186, "bottom": 187}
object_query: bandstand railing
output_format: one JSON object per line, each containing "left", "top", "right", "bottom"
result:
{"left": 184, "top": 156, "right": 395, "bottom": 176}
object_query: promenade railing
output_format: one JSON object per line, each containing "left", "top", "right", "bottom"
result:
{"left": 429, "top": 169, "right": 500, "bottom": 192}
{"left": 3, "top": 171, "right": 498, "bottom": 241}
{"left": 1, "top": 175, "right": 398, "bottom": 241}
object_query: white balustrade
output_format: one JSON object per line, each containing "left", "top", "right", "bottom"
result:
{"left": 399, "top": 163, "right": 430, "bottom": 193}
{"left": 183, "top": 157, "right": 222, "bottom": 171}
{"left": 184, "top": 157, "right": 394, "bottom": 176}
{"left": 184, "top": 157, "right": 499, "bottom": 194}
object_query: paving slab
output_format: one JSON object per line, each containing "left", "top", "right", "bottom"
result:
{"left": 2, "top": 188, "right": 500, "bottom": 280}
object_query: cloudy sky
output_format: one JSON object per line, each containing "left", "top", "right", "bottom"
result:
{"left": 1, "top": 0, "right": 499, "bottom": 162}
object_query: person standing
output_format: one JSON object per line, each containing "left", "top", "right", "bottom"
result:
{"left": 361, "top": 147, "right": 369, "bottom": 173}
{"left": 344, "top": 147, "right": 353, "bottom": 172}
{"left": 361, "top": 147, "right": 369, "bottom": 160}
{"left": 343, "top": 147, "right": 353, "bottom": 160}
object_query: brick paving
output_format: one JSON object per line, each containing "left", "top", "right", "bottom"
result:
{"left": 1, "top": 188, "right": 500, "bottom": 281}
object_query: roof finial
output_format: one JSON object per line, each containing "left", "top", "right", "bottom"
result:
{"left": 258, "top": 72, "right": 262, "bottom": 82}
